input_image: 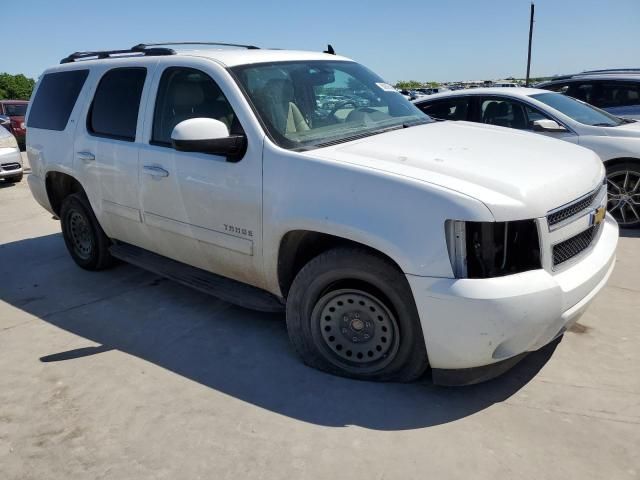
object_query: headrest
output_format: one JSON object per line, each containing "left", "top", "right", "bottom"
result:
{"left": 262, "top": 79, "right": 294, "bottom": 104}
{"left": 172, "top": 82, "right": 204, "bottom": 107}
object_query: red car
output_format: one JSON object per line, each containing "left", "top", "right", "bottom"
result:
{"left": 0, "top": 100, "right": 28, "bottom": 149}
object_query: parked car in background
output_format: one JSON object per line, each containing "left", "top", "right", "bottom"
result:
{"left": 493, "top": 82, "right": 519, "bottom": 88}
{"left": 0, "top": 114, "right": 11, "bottom": 131}
{"left": 0, "top": 126, "right": 23, "bottom": 183}
{"left": 0, "top": 100, "right": 29, "bottom": 149}
{"left": 537, "top": 70, "right": 640, "bottom": 120}
{"left": 415, "top": 88, "right": 640, "bottom": 227}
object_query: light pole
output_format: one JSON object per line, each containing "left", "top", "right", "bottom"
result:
{"left": 526, "top": 2, "right": 535, "bottom": 87}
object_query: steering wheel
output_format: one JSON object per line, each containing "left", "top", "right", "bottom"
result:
{"left": 327, "top": 100, "right": 357, "bottom": 118}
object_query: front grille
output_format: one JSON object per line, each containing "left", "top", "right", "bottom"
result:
{"left": 0, "top": 162, "right": 21, "bottom": 171}
{"left": 547, "top": 187, "right": 600, "bottom": 227}
{"left": 553, "top": 223, "right": 601, "bottom": 267}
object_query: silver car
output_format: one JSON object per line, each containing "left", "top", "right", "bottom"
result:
{"left": 0, "top": 126, "right": 23, "bottom": 183}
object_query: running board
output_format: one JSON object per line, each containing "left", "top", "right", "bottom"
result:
{"left": 109, "top": 243, "right": 284, "bottom": 313}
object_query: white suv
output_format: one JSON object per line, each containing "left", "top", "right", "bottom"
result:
{"left": 26, "top": 43, "right": 618, "bottom": 385}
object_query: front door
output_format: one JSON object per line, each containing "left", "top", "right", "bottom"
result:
{"left": 138, "top": 60, "right": 264, "bottom": 288}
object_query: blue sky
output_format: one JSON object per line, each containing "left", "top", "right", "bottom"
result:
{"left": 3, "top": 0, "right": 639, "bottom": 82}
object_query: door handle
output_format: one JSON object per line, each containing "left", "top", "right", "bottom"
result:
{"left": 143, "top": 165, "right": 170, "bottom": 178}
{"left": 77, "top": 151, "right": 95, "bottom": 162}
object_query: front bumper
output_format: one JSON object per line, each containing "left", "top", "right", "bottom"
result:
{"left": 0, "top": 147, "right": 23, "bottom": 178}
{"left": 407, "top": 214, "right": 618, "bottom": 382}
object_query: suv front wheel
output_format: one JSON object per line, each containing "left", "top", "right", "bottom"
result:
{"left": 60, "top": 193, "right": 114, "bottom": 270}
{"left": 286, "top": 247, "right": 429, "bottom": 382}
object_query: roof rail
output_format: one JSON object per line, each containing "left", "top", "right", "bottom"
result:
{"left": 132, "top": 42, "right": 260, "bottom": 50}
{"left": 581, "top": 68, "right": 640, "bottom": 74}
{"left": 60, "top": 45, "right": 175, "bottom": 64}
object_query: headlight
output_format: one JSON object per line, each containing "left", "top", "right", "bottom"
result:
{"left": 445, "top": 219, "right": 541, "bottom": 278}
{"left": 0, "top": 134, "right": 18, "bottom": 149}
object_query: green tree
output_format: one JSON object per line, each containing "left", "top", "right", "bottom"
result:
{"left": 394, "top": 80, "right": 423, "bottom": 90}
{"left": 0, "top": 73, "right": 36, "bottom": 100}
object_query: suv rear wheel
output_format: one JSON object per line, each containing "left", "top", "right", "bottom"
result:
{"left": 60, "top": 193, "right": 114, "bottom": 270}
{"left": 286, "top": 247, "right": 429, "bottom": 382}
{"left": 606, "top": 162, "right": 640, "bottom": 228}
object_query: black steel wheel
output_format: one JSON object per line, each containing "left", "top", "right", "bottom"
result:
{"left": 286, "top": 247, "right": 429, "bottom": 382}
{"left": 60, "top": 193, "right": 114, "bottom": 270}
{"left": 312, "top": 289, "right": 400, "bottom": 374}
{"left": 606, "top": 162, "right": 640, "bottom": 228}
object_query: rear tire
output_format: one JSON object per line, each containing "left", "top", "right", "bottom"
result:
{"left": 286, "top": 247, "right": 429, "bottom": 382}
{"left": 60, "top": 193, "right": 114, "bottom": 270}
{"left": 4, "top": 172, "right": 23, "bottom": 183}
{"left": 606, "top": 162, "right": 640, "bottom": 228}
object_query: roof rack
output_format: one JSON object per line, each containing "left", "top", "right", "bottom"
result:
{"left": 60, "top": 41, "right": 261, "bottom": 64}
{"left": 581, "top": 68, "right": 640, "bottom": 74}
{"left": 60, "top": 45, "right": 175, "bottom": 64}
{"left": 132, "top": 42, "right": 260, "bottom": 50}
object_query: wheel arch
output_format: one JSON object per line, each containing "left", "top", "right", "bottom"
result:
{"left": 602, "top": 156, "right": 640, "bottom": 168}
{"left": 45, "top": 171, "right": 87, "bottom": 216}
{"left": 276, "top": 229, "right": 407, "bottom": 299}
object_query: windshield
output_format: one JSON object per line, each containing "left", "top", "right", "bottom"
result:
{"left": 231, "top": 61, "right": 430, "bottom": 150}
{"left": 4, "top": 104, "right": 27, "bottom": 116}
{"left": 530, "top": 92, "right": 624, "bottom": 127}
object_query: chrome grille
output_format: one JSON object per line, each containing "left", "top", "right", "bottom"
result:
{"left": 547, "top": 187, "right": 600, "bottom": 227}
{"left": 552, "top": 223, "right": 601, "bottom": 267}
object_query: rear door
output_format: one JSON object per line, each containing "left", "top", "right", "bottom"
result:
{"left": 74, "top": 65, "right": 153, "bottom": 249}
{"left": 598, "top": 81, "right": 640, "bottom": 119}
{"left": 137, "top": 58, "right": 264, "bottom": 288}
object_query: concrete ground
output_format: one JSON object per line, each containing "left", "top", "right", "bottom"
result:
{"left": 1, "top": 155, "right": 639, "bottom": 480}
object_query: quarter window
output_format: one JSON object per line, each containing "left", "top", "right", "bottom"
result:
{"left": 152, "top": 67, "right": 239, "bottom": 146}
{"left": 27, "top": 70, "right": 89, "bottom": 131}
{"left": 88, "top": 68, "right": 147, "bottom": 141}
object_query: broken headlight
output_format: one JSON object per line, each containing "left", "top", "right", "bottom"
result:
{"left": 445, "top": 220, "right": 541, "bottom": 279}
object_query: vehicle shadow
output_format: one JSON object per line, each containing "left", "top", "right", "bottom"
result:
{"left": 0, "top": 233, "right": 560, "bottom": 431}
{"left": 619, "top": 228, "right": 640, "bottom": 238}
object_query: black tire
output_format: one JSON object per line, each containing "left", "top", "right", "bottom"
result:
{"left": 60, "top": 193, "right": 114, "bottom": 270}
{"left": 4, "top": 172, "right": 23, "bottom": 183}
{"left": 286, "top": 247, "right": 429, "bottom": 382}
{"left": 606, "top": 162, "right": 640, "bottom": 228}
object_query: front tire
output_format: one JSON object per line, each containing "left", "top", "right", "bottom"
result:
{"left": 60, "top": 193, "right": 114, "bottom": 270}
{"left": 286, "top": 247, "right": 429, "bottom": 382}
{"left": 606, "top": 162, "right": 640, "bottom": 228}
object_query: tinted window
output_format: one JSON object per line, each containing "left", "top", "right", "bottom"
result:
{"left": 27, "top": 70, "right": 89, "bottom": 130}
{"left": 88, "top": 68, "right": 146, "bottom": 141}
{"left": 152, "top": 67, "right": 239, "bottom": 145}
{"left": 600, "top": 83, "right": 640, "bottom": 108}
{"left": 4, "top": 104, "right": 28, "bottom": 116}
{"left": 480, "top": 98, "right": 528, "bottom": 129}
{"left": 418, "top": 98, "right": 469, "bottom": 120}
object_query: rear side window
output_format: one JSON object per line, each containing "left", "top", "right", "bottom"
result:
{"left": 88, "top": 68, "right": 146, "bottom": 141}
{"left": 418, "top": 98, "right": 469, "bottom": 120}
{"left": 27, "top": 70, "right": 89, "bottom": 130}
{"left": 600, "top": 83, "right": 640, "bottom": 108}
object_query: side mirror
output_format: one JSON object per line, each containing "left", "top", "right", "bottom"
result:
{"left": 532, "top": 119, "right": 567, "bottom": 132}
{"left": 171, "top": 118, "right": 247, "bottom": 161}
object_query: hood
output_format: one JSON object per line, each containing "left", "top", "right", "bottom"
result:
{"left": 602, "top": 119, "right": 640, "bottom": 138}
{"left": 307, "top": 121, "right": 604, "bottom": 220}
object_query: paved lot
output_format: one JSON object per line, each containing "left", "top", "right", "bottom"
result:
{"left": 1, "top": 160, "right": 639, "bottom": 479}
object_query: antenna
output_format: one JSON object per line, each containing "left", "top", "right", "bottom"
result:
{"left": 324, "top": 44, "right": 335, "bottom": 55}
